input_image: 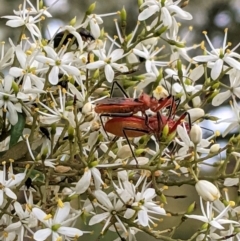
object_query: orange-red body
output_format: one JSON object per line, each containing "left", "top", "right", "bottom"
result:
{"left": 104, "top": 114, "right": 188, "bottom": 140}
{"left": 95, "top": 93, "right": 175, "bottom": 115}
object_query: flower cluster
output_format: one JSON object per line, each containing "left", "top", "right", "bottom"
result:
{"left": 0, "top": 0, "right": 240, "bottom": 240}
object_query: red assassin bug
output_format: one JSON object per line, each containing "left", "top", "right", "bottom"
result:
{"left": 95, "top": 81, "right": 177, "bottom": 117}
{"left": 102, "top": 111, "right": 191, "bottom": 165}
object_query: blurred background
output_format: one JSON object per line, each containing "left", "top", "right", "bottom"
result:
{"left": 1, "top": 0, "right": 240, "bottom": 240}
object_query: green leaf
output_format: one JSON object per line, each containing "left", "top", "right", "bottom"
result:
{"left": 15, "top": 168, "right": 45, "bottom": 183}
{"left": 9, "top": 113, "right": 26, "bottom": 148}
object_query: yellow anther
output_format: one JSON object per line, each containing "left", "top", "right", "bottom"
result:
{"left": 229, "top": 201, "right": 235, "bottom": 207}
{"left": 57, "top": 198, "right": 64, "bottom": 208}
{"left": 44, "top": 214, "right": 52, "bottom": 220}
{"left": 215, "top": 130, "right": 221, "bottom": 136}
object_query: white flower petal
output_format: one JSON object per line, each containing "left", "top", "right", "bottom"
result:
{"left": 58, "top": 227, "right": 83, "bottom": 237}
{"left": 34, "top": 228, "right": 52, "bottom": 241}
{"left": 211, "top": 59, "right": 223, "bottom": 80}
{"left": 161, "top": 6, "right": 172, "bottom": 27}
{"left": 138, "top": 5, "right": 159, "bottom": 21}
{"left": 49, "top": 66, "right": 59, "bottom": 85}
{"left": 95, "top": 190, "right": 113, "bottom": 209}
{"left": 224, "top": 56, "right": 240, "bottom": 70}
{"left": 90, "top": 20, "right": 100, "bottom": 39}
{"left": 75, "top": 170, "right": 91, "bottom": 194}
{"left": 9, "top": 67, "right": 24, "bottom": 77}
{"left": 168, "top": 5, "right": 192, "bottom": 20}
{"left": 54, "top": 202, "right": 70, "bottom": 223}
{"left": 86, "top": 60, "right": 105, "bottom": 69}
{"left": 209, "top": 220, "right": 224, "bottom": 230}
{"left": 138, "top": 209, "right": 148, "bottom": 226}
{"left": 212, "top": 91, "right": 231, "bottom": 106}
{"left": 104, "top": 64, "right": 114, "bottom": 82}
{"left": 5, "top": 187, "right": 17, "bottom": 200}
{"left": 7, "top": 101, "right": 18, "bottom": 125}
{"left": 193, "top": 55, "right": 218, "bottom": 62}
{"left": 61, "top": 65, "right": 79, "bottom": 76}
{"left": 89, "top": 212, "right": 110, "bottom": 225}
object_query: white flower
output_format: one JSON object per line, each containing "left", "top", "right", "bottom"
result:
{"left": 37, "top": 88, "right": 76, "bottom": 127}
{"left": 120, "top": 177, "right": 166, "bottom": 227}
{"left": 0, "top": 75, "right": 22, "bottom": 125}
{"left": 131, "top": 187, "right": 166, "bottom": 227}
{"left": 32, "top": 201, "right": 83, "bottom": 241}
{"left": 133, "top": 44, "right": 167, "bottom": 75}
{"left": 195, "top": 180, "right": 220, "bottom": 202}
{"left": 1, "top": 0, "right": 45, "bottom": 39}
{"left": 13, "top": 0, "right": 52, "bottom": 18}
{"left": 74, "top": 165, "right": 104, "bottom": 194}
{"left": 193, "top": 29, "right": 240, "bottom": 80}
{"left": 138, "top": 0, "right": 192, "bottom": 28}
{"left": 86, "top": 47, "right": 128, "bottom": 83}
{"left": 176, "top": 124, "right": 211, "bottom": 156}
{"left": 4, "top": 201, "right": 33, "bottom": 241}
{"left": 165, "top": 65, "right": 204, "bottom": 106}
{"left": 185, "top": 197, "right": 238, "bottom": 230}
{"left": 0, "top": 162, "right": 25, "bottom": 206}
{"left": 83, "top": 12, "right": 118, "bottom": 39}
{"left": 35, "top": 46, "right": 79, "bottom": 85}
{"left": 166, "top": 24, "right": 197, "bottom": 63}
{"left": 9, "top": 45, "right": 44, "bottom": 91}
{"left": 89, "top": 190, "right": 128, "bottom": 234}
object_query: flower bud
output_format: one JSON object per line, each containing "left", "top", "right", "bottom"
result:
{"left": 155, "top": 26, "right": 168, "bottom": 35}
{"left": 117, "top": 145, "right": 133, "bottom": 159}
{"left": 55, "top": 166, "right": 72, "bottom": 173}
{"left": 41, "top": 146, "right": 48, "bottom": 160}
{"left": 162, "top": 124, "right": 169, "bottom": 139}
{"left": 207, "top": 90, "right": 219, "bottom": 103}
{"left": 210, "top": 144, "right": 220, "bottom": 153}
{"left": 39, "top": 0, "right": 43, "bottom": 8}
{"left": 11, "top": 80, "right": 19, "bottom": 94}
{"left": 195, "top": 180, "right": 220, "bottom": 202}
{"left": 51, "top": 123, "right": 56, "bottom": 136}
{"left": 120, "top": 7, "right": 127, "bottom": 26}
{"left": 93, "top": 69, "right": 99, "bottom": 79}
{"left": 159, "top": 194, "right": 167, "bottom": 204}
{"left": 68, "top": 126, "right": 75, "bottom": 141}
{"left": 82, "top": 102, "right": 93, "bottom": 115}
{"left": 138, "top": 0, "right": 143, "bottom": 7}
{"left": 69, "top": 16, "right": 76, "bottom": 26}
{"left": 86, "top": 2, "right": 96, "bottom": 15}
{"left": 89, "top": 161, "right": 98, "bottom": 168}
{"left": 166, "top": 131, "right": 176, "bottom": 143}
{"left": 187, "top": 108, "right": 205, "bottom": 122}
{"left": 186, "top": 202, "right": 196, "bottom": 214}
{"left": 177, "top": 60, "right": 183, "bottom": 78}
{"left": 190, "top": 125, "right": 202, "bottom": 145}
